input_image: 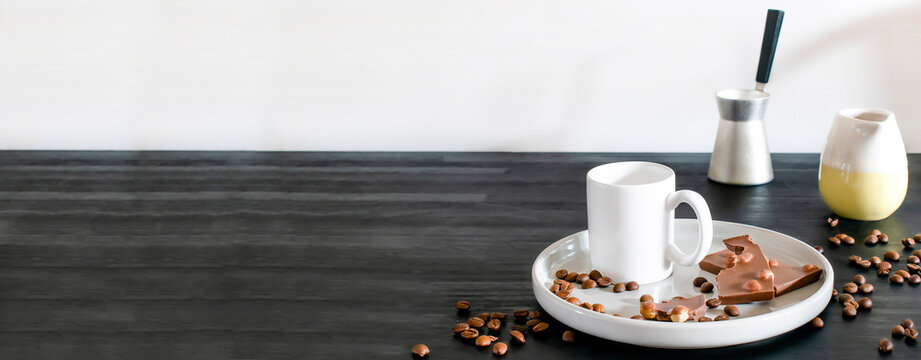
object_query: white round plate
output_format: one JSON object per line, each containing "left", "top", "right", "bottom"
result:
{"left": 532, "top": 219, "right": 834, "bottom": 349}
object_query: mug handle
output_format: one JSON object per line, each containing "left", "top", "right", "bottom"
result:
{"left": 664, "top": 190, "right": 713, "bottom": 266}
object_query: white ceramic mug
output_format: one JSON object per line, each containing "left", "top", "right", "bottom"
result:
{"left": 587, "top": 162, "right": 713, "bottom": 284}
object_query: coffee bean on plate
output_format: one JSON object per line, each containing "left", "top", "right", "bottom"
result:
{"left": 848, "top": 255, "right": 862, "bottom": 264}
{"left": 460, "top": 329, "right": 479, "bottom": 340}
{"left": 700, "top": 282, "right": 714, "bottom": 293}
{"left": 838, "top": 293, "right": 854, "bottom": 304}
{"left": 859, "top": 283, "right": 874, "bottom": 293}
{"left": 827, "top": 217, "right": 838, "bottom": 227}
{"left": 857, "top": 260, "right": 872, "bottom": 269}
{"left": 526, "top": 319, "right": 540, "bottom": 327}
{"left": 858, "top": 297, "right": 872, "bottom": 309}
{"left": 811, "top": 317, "right": 824, "bottom": 328}
{"left": 853, "top": 274, "right": 866, "bottom": 285}
{"left": 843, "top": 282, "right": 858, "bottom": 294}
{"left": 453, "top": 323, "right": 470, "bottom": 333}
{"left": 640, "top": 294, "right": 654, "bottom": 303}
{"left": 475, "top": 335, "right": 492, "bottom": 347}
{"left": 843, "top": 306, "right": 858, "bottom": 318}
{"left": 528, "top": 310, "right": 540, "bottom": 319}
{"left": 878, "top": 261, "right": 892, "bottom": 270}
{"left": 576, "top": 273, "right": 590, "bottom": 283}
{"left": 593, "top": 303, "right": 606, "bottom": 313}
{"left": 724, "top": 305, "right": 740, "bottom": 317}
{"left": 487, "top": 319, "right": 501, "bottom": 331}
{"left": 891, "top": 274, "right": 905, "bottom": 284}
{"left": 885, "top": 251, "right": 900, "bottom": 261}
{"left": 693, "top": 276, "right": 708, "bottom": 287}
{"left": 556, "top": 269, "right": 569, "bottom": 279}
{"left": 567, "top": 297, "right": 582, "bottom": 306}
{"left": 909, "top": 255, "right": 921, "bottom": 265}
{"left": 513, "top": 310, "right": 529, "bottom": 319}
{"left": 562, "top": 330, "right": 576, "bottom": 343}
{"left": 706, "top": 298, "right": 721, "bottom": 308}
{"left": 582, "top": 279, "right": 597, "bottom": 289}
{"left": 550, "top": 284, "right": 561, "bottom": 293}
{"left": 631, "top": 315, "right": 645, "bottom": 320}
{"left": 865, "top": 235, "right": 879, "bottom": 245}
{"left": 532, "top": 322, "right": 550, "bottom": 333}
{"left": 509, "top": 330, "right": 526, "bottom": 344}
{"left": 613, "top": 283, "right": 626, "bottom": 293}
{"left": 910, "top": 274, "right": 921, "bottom": 285}
{"left": 565, "top": 273, "right": 578, "bottom": 282}
{"left": 893, "top": 325, "right": 905, "bottom": 337}
{"left": 581, "top": 302, "right": 593, "bottom": 310}
{"left": 714, "top": 314, "right": 730, "bottom": 321}
{"left": 870, "top": 256, "right": 882, "bottom": 265}
{"left": 596, "top": 277, "right": 613, "bottom": 287}
{"left": 878, "top": 339, "right": 893, "bottom": 353}
{"left": 511, "top": 325, "right": 528, "bottom": 333}
{"left": 589, "top": 270, "right": 603, "bottom": 281}
{"left": 814, "top": 245, "right": 824, "bottom": 254}
{"left": 903, "top": 237, "right": 916, "bottom": 248}
{"left": 626, "top": 281, "right": 639, "bottom": 291}
{"left": 411, "top": 344, "right": 430, "bottom": 358}
{"left": 698, "top": 316, "right": 713, "bottom": 322}
{"left": 902, "top": 319, "right": 915, "bottom": 329}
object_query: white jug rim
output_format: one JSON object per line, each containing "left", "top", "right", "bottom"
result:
{"left": 838, "top": 108, "right": 894, "bottom": 123}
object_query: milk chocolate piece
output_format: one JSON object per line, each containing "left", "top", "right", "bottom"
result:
{"left": 699, "top": 249, "right": 734, "bottom": 275}
{"left": 699, "top": 241, "right": 822, "bottom": 296}
{"left": 652, "top": 294, "right": 707, "bottom": 321}
{"left": 716, "top": 235, "right": 775, "bottom": 305}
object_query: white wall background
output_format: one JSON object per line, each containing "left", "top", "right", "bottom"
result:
{"left": 0, "top": 0, "right": 919, "bottom": 152}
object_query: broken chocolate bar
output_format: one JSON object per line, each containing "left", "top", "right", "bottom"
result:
{"left": 699, "top": 242, "right": 822, "bottom": 296}
{"left": 716, "top": 235, "right": 775, "bottom": 305}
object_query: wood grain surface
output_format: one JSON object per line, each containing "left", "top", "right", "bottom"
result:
{"left": 0, "top": 151, "right": 919, "bottom": 359}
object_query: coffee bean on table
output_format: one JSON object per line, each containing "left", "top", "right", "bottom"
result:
{"left": 490, "top": 312, "right": 506, "bottom": 320}
{"left": 827, "top": 217, "right": 839, "bottom": 227}
{"left": 411, "top": 344, "right": 430, "bottom": 358}
{"left": 460, "top": 329, "right": 479, "bottom": 340}
{"left": 714, "top": 314, "right": 730, "bottom": 321}
{"left": 880, "top": 234, "right": 890, "bottom": 243}
{"left": 640, "top": 294, "right": 654, "bottom": 303}
{"left": 853, "top": 274, "right": 866, "bottom": 285}
{"left": 838, "top": 293, "right": 854, "bottom": 304}
{"left": 878, "top": 261, "right": 892, "bottom": 270}
{"left": 891, "top": 274, "right": 905, "bottom": 284}
{"left": 509, "top": 330, "right": 526, "bottom": 344}
{"left": 909, "top": 274, "right": 921, "bottom": 285}
{"left": 724, "top": 305, "right": 740, "bottom": 317}
{"left": 856, "top": 260, "right": 872, "bottom": 269}
{"left": 693, "top": 276, "right": 708, "bottom": 287}
{"left": 909, "top": 255, "right": 921, "bottom": 265}
{"left": 576, "top": 273, "right": 590, "bottom": 283}
{"left": 865, "top": 235, "right": 879, "bottom": 245}
{"left": 582, "top": 279, "right": 597, "bottom": 289}
{"left": 511, "top": 324, "right": 528, "bottom": 333}
{"left": 859, "top": 283, "right": 874, "bottom": 294}
{"left": 488, "top": 335, "right": 498, "bottom": 342}
{"left": 700, "top": 282, "right": 714, "bottom": 293}
{"left": 870, "top": 229, "right": 882, "bottom": 236}
{"left": 706, "top": 298, "right": 721, "bottom": 308}
{"left": 828, "top": 237, "right": 842, "bottom": 246}
{"left": 589, "top": 269, "right": 603, "bottom": 281}
{"left": 487, "top": 319, "right": 501, "bottom": 331}
{"left": 913, "top": 249, "right": 921, "bottom": 258}
{"left": 456, "top": 300, "right": 471, "bottom": 312}
{"left": 848, "top": 255, "right": 862, "bottom": 264}
{"left": 556, "top": 269, "right": 569, "bottom": 279}
{"left": 896, "top": 270, "right": 911, "bottom": 278}
{"left": 562, "top": 330, "right": 576, "bottom": 343}
{"left": 843, "top": 235, "right": 856, "bottom": 245}
{"left": 878, "top": 268, "right": 891, "bottom": 277}
{"left": 870, "top": 256, "right": 882, "bottom": 265}
{"left": 477, "top": 313, "right": 490, "bottom": 321}
{"left": 858, "top": 297, "right": 872, "bottom": 309}
{"left": 596, "top": 277, "right": 613, "bottom": 287}
{"left": 528, "top": 310, "right": 540, "bottom": 319}
{"left": 892, "top": 325, "right": 906, "bottom": 337}
{"left": 453, "top": 323, "right": 470, "bottom": 333}
{"left": 843, "top": 299, "right": 860, "bottom": 309}
{"left": 468, "top": 317, "right": 486, "bottom": 328}
{"left": 832, "top": 289, "right": 838, "bottom": 297}
{"left": 492, "top": 342, "right": 508, "bottom": 356}
{"left": 814, "top": 245, "right": 824, "bottom": 254}
{"left": 878, "top": 339, "right": 893, "bottom": 353}
{"left": 843, "top": 282, "right": 858, "bottom": 294}
{"left": 513, "top": 310, "right": 529, "bottom": 319}
{"left": 626, "top": 281, "right": 639, "bottom": 291}
{"left": 903, "top": 237, "right": 916, "bottom": 248}
{"left": 475, "top": 335, "right": 492, "bottom": 347}
{"left": 906, "top": 329, "right": 919, "bottom": 343}
{"left": 532, "top": 322, "right": 550, "bottom": 333}
{"left": 885, "top": 250, "right": 900, "bottom": 261}
{"left": 811, "top": 317, "right": 824, "bottom": 328}
{"left": 565, "top": 273, "right": 578, "bottom": 282}
{"left": 526, "top": 319, "right": 540, "bottom": 327}
{"left": 908, "top": 264, "right": 921, "bottom": 273}
{"left": 843, "top": 306, "right": 858, "bottom": 318}
{"left": 613, "top": 283, "right": 626, "bottom": 293}
{"left": 901, "top": 319, "right": 914, "bottom": 329}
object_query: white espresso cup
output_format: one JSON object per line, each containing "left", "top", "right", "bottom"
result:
{"left": 587, "top": 162, "right": 713, "bottom": 284}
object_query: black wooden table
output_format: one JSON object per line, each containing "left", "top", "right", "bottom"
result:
{"left": 0, "top": 152, "right": 919, "bottom": 359}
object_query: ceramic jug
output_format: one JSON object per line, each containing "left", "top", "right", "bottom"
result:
{"left": 819, "top": 109, "right": 908, "bottom": 221}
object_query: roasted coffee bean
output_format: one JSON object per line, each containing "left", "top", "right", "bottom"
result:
{"left": 589, "top": 270, "right": 603, "bottom": 281}
{"left": 828, "top": 237, "right": 842, "bottom": 246}
{"left": 814, "top": 245, "right": 824, "bottom": 254}
{"left": 555, "top": 291, "right": 570, "bottom": 299}
{"left": 526, "top": 319, "right": 540, "bottom": 327}
{"left": 908, "top": 263, "right": 921, "bottom": 273}
{"left": 576, "top": 273, "right": 590, "bottom": 283}
{"left": 811, "top": 317, "right": 824, "bottom": 328}
{"left": 549, "top": 284, "right": 561, "bottom": 293}
{"left": 895, "top": 270, "right": 911, "bottom": 278}
{"left": 870, "top": 256, "right": 882, "bottom": 265}
{"left": 492, "top": 342, "right": 508, "bottom": 356}
{"left": 610, "top": 283, "right": 625, "bottom": 293}
{"left": 859, "top": 283, "right": 874, "bottom": 294}
{"left": 878, "top": 268, "right": 891, "bottom": 277}
{"left": 836, "top": 234, "right": 848, "bottom": 240}
{"left": 891, "top": 274, "right": 905, "bottom": 284}
{"left": 878, "top": 261, "right": 893, "bottom": 270}
{"left": 848, "top": 255, "right": 862, "bottom": 264}
{"left": 475, "top": 335, "right": 492, "bottom": 347}
{"left": 843, "top": 282, "right": 858, "bottom": 294}
{"left": 842, "top": 236, "right": 856, "bottom": 245}
{"left": 631, "top": 315, "right": 645, "bottom": 320}
{"left": 612, "top": 314, "right": 625, "bottom": 317}
{"left": 880, "top": 234, "right": 890, "bottom": 243}
{"left": 626, "top": 281, "right": 639, "bottom": 291}
{"left": 843, "top": 306, "right": 858, "bottom": 318}
{"left": 832, "top": 289, "right": 838, "bottom": 297}
{"left": 893, "top": 325, "right": 906, "bottom": 337}
{"left": 699, "top": 296, "right": 724, "bottom": 311}
{"left": 843, "top": 299, "right": 860, "bottom": 309}
{"left": 714, "top": 314, "right": 730, "bottom": 321}
{"left": 593, "top": 303, "right": 606, "bottom": 313}
{"left": 490, "top": 312, "right": 506, "bottom": 320}
{"left": 528, "top": 310, "right": 540, "bottom": 319}
{"left": 509, "top": 330, "right": 526, "bottom": 344}
{"left": 885, "top": 250, "right": 901, "bottom": 261}
{"left": 693, "top": 276, "right": 708, "bottom": 287}
{"left": 411, "top": 344, "right": 430, "bottom": 358}
{"left": 916, "top": 234, "right": 921, "bottom": 242}
{"left": 902, "top": 319, "right": 915, "bottom": 329}
{"left": 903, "top": 237, "right": 916, "bottom": 248}
{"left": 561, "top": 330, "right": 576, "bottom": 343}
{"left": 567, "top": 297, "right": 582, "bottom": 306}
{"left": 878, "top": 339, "right": 893, "bottom": 353}
{"left": 513, "top": 310, "right": 529, "bottom": 319}
{"left": 468, "top": 317, "right": 486, "bottom": 328}
{"left": 913, "top": 249, "right": 921, "bottom": 258}
{"left": 724, "top": 305, "right": 740, "bottom": 317}
{"left": 477, "top": 313, "right": 490, "bottom": 321}
{"left": 596, "top": 277, "right": 613, "bottom": 287}
{"left": 511, "top": 324, "right": 528, "bottom": 332}
{"left": 856, "top": 260, "right": 872, "bottom": 269}
{"left": 640, "top": 294, "right": 654, "bottom": 303}
{"left": 532, "top": 322, "right": 549, "bottom": 333}
{"left": 870, "top": 229, "right": 882, "bottom": 236}
{"left": 910, "top": 274, "right": 921, "bottom": 285}
{"left": 487, "top": 319, "right": 501, "bottom": 331}
{"left": 555, "top": 269, "right": 569, "bottom": 279}
{"left": 453, "top": 323, "right": 470, "bottom": 333}
{"left": 907, "top": 328, "right": 919, "bottom": 343}
{"left": 908, "top": 255, "right": 921, "bottom": 265}
{"left": 456, "top": 300, "right": 471, "bottom": 311}
{"left": 858, "top": 297, "right": 873, "bottom": 309}
{"left": 700, "top": 282, "right": 714, "bottom": 293}
{"left": 460, "top": 328, "right": 479, "bottom": 340}
{"left": 582, "top": 279, "right": 597, "bottom": 289}
{"left": 865, "top": 235, "right": 879, "bottom": 245}
{"left": 838, "top": 293, "right": 854, "bottom": 304}
{"left": 853, "top": 274, "right": 866, "bottom": 285}
{"left": 581, "top": 302, "right": 593, "bottom": 310}
{"left": 564, "top": 273, "right": 578, "bottom": 282}
{"left": 697, "top": 316, "right": 713, "bottom": 322}
{"left": 827, "top": 217, "right": 839, "bottom": 227}
{"left": 561, "top": 282, "right": 576, "bottom": 292}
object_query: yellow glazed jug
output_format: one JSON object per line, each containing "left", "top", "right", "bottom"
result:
{"left": 819, "top": 109, "right": 908, "bottom": 221}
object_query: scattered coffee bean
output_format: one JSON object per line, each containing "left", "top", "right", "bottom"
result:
{"left": 700, "top": 282, "right": 714, "bottom": 293}
{"left": 893, "top": 325, "right": 906, "bottom": 338}
{"left": 878, "top": 339, "right": 893, "bottom": 353}
{"left": 870, "top": 256, "right": 882, "bottom": 265}
{"left": 555, "top": 269, "right": 569, "bottom": 279}
{"left": 509, "top": 330, "right": 526, "bottom": 344}
{"left": 916, "top": 234, "right": 921, "bottom": 242}
{"left": 475, "top": 335, "right": 492, "bottom": 347}
{"left": 811, "top": 317, "right": 824, "bottom": 328}
{"left": 865, "top": 234, "right": 879, "bottom": 245}
{"left": 453, "top": 323, "right": 470, "bottom": 333}
{"left": 880, "top": 234, "right": 890, "bottom": 243}
{"left": 460, "top": 328, "right": 479, "bottom": 340}
{"left": 411, "top": 344, "right": 430, "bottom": 358}
{"left": 908, "top": 264, "right": 921, "bottom": 273}
{"left": 513, "top": 310, "right": 529, "bottom": 319}
{"left": 842, "top": 235, "right": 856, "bottom": 245}
{"left": 511, "top": 324, "right": 528, "bottom": 333}
{"left": 576, "top": 273, "right": 590, "bottom": 283}
{"left": 828, "top": 237, "right": 842, "bottom": 246}
{"left": 843, "top": 306, "right": 858, "bottom": 318}
{"left": 693, "top": 276, "right": 708, "bottom": 287}
{"left": 858, "top": 297, "right": 873, "bottom": 309}
{"left": 906, "top": 328, "right": 919, "bottom": 343}
{"left": 487, "top": 319, "right": 501, "bottom": 331}
{"left": 878, "top": 268, "right": 891, "bottom": 277}
{"left": 456, "top": 300, "right": 471, "bottom": 312}
{"left": 589, "top": 270, "right": 603, "bottom": 281}
{"left": 613, "top": 283, "right": 626, "bottom": 293}
{"left": 871, "top": 229, "right": 882, "bottom": 236}
{"left": 489, "top": 342, "right": 507, "bottom": 356}
{"left": 562, "top": 330, "right": 576, "bottom": 343}
{"left": 468, "top": 317, "right": 486, "bottom": 328}
{"left": 913, "top": 249, "right": 921, "bottom": 258}
{"left": 843, "top": 282, "right": 858, "bottom": 294}
{"left": 706, "top": 297, "right": 721, "bottom": 308}
{"left": 878, "top": 261, "right": 893, "bottom": 270}
{"left": 902, "top": 319, "right": 914, "bottom": 329}
{"left": 631, "top": 315, "right": 645, "bottom": 320}
{"left": 724, "top": 305, "right": 740, "bottom": 317}
{"left": 848, "top": 255, "right": 862, "bottom": 264}
{"left": 714, "top": 314, "right": 730, "bottom": 321}
{"left": 698, "top": 316, "right": 713, "bottom": 322}
{"left": 909, "top": 256, "right": 921, "bottom": 265}
{"left": 550, "top": 284, "right": 561, "bottom": 293}
{"left": 626, "top": 281, "right": 639, "bottom": 291}
{"left": 857, "top": 260, "right": 872, "bottom": 269}
{"left": 596, "top": 277, "right": 612, "bottom": 287}
{"left": 885, "top": 251, "right": 900, "bottom": 261}
{"left": 582, "top": 279, "right": 597, "bottom": 289}
{"left": 528, "top": 310, "right": 540, "bottom": 319}
{"left": 895, "top": 270, "right": 911, "bottom": 278}
{"left": 843, "top": 298, "right": 860, "bottom": 309}
{"left": 640, "top": 294, "right": 654, "bottom": 303}
{"left": 593, "top": 303, "right": 606, "bottom": 313}
{"left": 891, "top": 274, "right": 905, "bottom": 284}
{"left": 859, "top": 283, "right": 874, "bottom": 294}
{"left": 827, "top": 217, "right": 838, "bottom": 227}
{"left": 814, "top": 245, "right": 824, "bottom": 254}
{"left": 853, "top": 274, "right": 866, "bottom": 285}
{"left": 838, "top": 293, "right": 854, "bottom": 304}
{"left": 490, "top": 312, "right": 506, "bottom": 320}
{"left": 581, "top": 302, "right": 593, "bottom": 310}
{"left": 910, "top": 274, "right": 921, "bottom": 285}
{"left": 903, "top": 237, "right": 916, "bottom": 248}
{"left": 832, "top": 289, "right": 838, "bottom": 297}
{"left": 564, "top": 272, "right": 578, "bottom": 282}
{"left": 532, "top": 322, "right": 549, "bottom": 333}
{"left": 566, "top": 297, "right": 582, "bottom": 306}
{"left": 526, "top": 318, "right": 540, "bottom": 327}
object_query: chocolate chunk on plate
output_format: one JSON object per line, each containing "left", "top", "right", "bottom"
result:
{"left": 716, "top": 235, "right": 775, "bottom": 305}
